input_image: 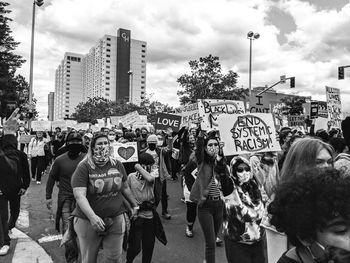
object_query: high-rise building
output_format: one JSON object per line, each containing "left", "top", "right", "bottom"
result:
{"left": 48, "top": 92, "right": 54, "bottom": 121}
{"left": 54, "top": 28, "right": 147, "bottom": 120}
{"left": 54, "top": 52, "right": 84, "bottom": 120}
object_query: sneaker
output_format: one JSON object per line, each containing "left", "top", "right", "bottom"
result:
{"left": 161, "top": 213, "right": 171, "bottom": 220}
{"left": 0, "top": 245, "right": 10, "bottom": 256}
{"left": 36, "top": 181, "right": 41, "bottom": 185}
{"left": 185, "top": 226, "right": 193, "bottom": 238}
{"left": 216, "top": 237, "right": 223, "bottom": 247}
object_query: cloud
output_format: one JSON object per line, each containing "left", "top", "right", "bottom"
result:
{"left": 7, "top": 0, "right": 350, "bottom": 118}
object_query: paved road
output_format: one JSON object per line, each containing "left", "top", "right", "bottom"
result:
{"left": 5, "top": 170, "right": 227, "bottom": 263}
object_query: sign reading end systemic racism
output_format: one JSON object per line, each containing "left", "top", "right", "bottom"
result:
{"left": 217, "top": 113, "right": 281, "bottom": 156}
{"left": 155, "top": 113, "right": 182, "bottom": 132}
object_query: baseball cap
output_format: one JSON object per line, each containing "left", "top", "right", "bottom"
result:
{"left": 66, "top": 131, "right": 82, "bottom": 143}
{"left": 147, "top": 134, "right": 158, "bottom": 144}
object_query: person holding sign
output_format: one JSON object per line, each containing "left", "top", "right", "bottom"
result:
{"left": 222, "top": 156, "right": 266, "bottom": 263}
{"left": 190, "top": 131, "right": 233, "bottom": 263}
{"left": 28, "top": 131, "right": 50, "bottom": 184}
{"left": 71, "top": 133, "right": 138, "bottom": 263}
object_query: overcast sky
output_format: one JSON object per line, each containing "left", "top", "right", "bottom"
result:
{"left": 7, "top": 0, "right": 350, "bottom": 118}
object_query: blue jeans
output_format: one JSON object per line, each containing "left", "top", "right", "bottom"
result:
{"left": 197, "top": 199, "right": 224, "bottom": 263}
{"left": 74, "top": 214, "right": 126, "bottom": 263}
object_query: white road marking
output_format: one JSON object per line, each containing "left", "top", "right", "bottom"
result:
{"left": 38, "top": 234, "right": 63, "bottom": 244}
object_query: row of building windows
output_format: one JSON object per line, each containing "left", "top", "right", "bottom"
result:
{"left": 67, "top": 56, "right": 81, "bottom": 62}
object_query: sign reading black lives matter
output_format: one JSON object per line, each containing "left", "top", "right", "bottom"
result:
{"left": 198, "top": 99, "right": 245, "bottom": 130}
{"left": 217, "top": 113, "right": 281, "bottom": 156}
{"left": 155, "top": 113, "right": 182, "bottom": 132}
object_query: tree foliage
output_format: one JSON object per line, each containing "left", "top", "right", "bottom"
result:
{"left": 280, "top": 96, "right": 306, "bottom": 115}
{"left": 177, "top": 54, "right": 248, "bottom": 105}
{"left": 0, "top": 2, "right": 35, "bottom": 119}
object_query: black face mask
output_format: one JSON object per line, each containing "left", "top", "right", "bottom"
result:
{"left": 148, "top": 144, "right": 156, "bottom": 151}
{"left": 67, "top": 144, "right": 83, "bottom": 159}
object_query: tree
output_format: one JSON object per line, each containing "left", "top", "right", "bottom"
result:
{"left": 177, "top": 54, "right": 248, "bottom": 105}
{"left": 0, "top": 2, "right": 34, "bottom": 119}
{"left": 72, "top": 97, "right": 113, "bottom": 124}
{"left": 280, "top": 96, "right": 306, "bottom": 115}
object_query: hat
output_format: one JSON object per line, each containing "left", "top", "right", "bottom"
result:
{"left": 66, "top": 131, "right": 82, "bottom": 143}
{"left": 84, "top": 133, "right": 93, "bottom": 139}
{"left": 138, "top": 153, "right": 155, "bottom": 166}
{"left": 147, "top": 134, "right": 158, "bottom": 144}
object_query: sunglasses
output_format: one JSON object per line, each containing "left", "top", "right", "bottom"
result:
{"left": 237, "top": 167, "right": 251, "bottom": 173}
{"left": 207, "top": 143, "right": 219, "bottom": 147}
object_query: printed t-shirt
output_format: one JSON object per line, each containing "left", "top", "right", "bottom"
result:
{"left": 146, "top": 149, "right": 159, "bottom": 178}
{"left": 71, "top": 158, "right": 127, "bottom": 219}
{"left": 127, "top": 172, "right": 154, "bottom": 219}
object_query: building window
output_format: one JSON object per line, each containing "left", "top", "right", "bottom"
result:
{"left": 106, "top": 71, "right": 110, "bottom": 74}
{"left": 141, "top": 81, "right": 145, "bottom": 84}
{"left": 67, "top": 65, "right": 70, "bottom": 68}
{"left": 141, "top": 71, "right": 145, "bottom": 73}
{"left": 106, "top": 65, "right": 110, "bottom": 69}
{"left": 141, "top": 86, "right": 145, "bottom": 89}
{"left": 106, "top": 82, "right": 110, "bottom": 85}
{"left": 66, "top": 83, "right": 70, "bottom": 86}
{"left": 106, "top": 77, "right": 110, "bottom": 80}
{"left": 65, "top": 110, "right": 69, "bottom": 112}
{"left": 107, "top": 43, "right": 111, "bottom": 47}
{"left": 142, "top": 55, "right": 145, "bottom": 58}
{"left": 141, "top": 76, "right": 145, "bottom": 79}
{"left": 67, "top": 70, "right": 70, "bottom": 73}
{"left": 106, "top": 54, "right": 110, "bottom": 58}
{"left": 107, "top": 37, "right": 111, "bottom": 41}
{"left": 106, "top": 88, "right": 110, "bottom": 91}
{"left": 106, "top": 93, "right": 109, "bottom": 96}
{"left": 106, "top": 60, "right": 110, "bottom": 63}
{"left": 142, "top": 50, "right": 146, "bottom": 53}
{"left": 142, "top": 44, "right": 146, "bottom": 48}
{"left": 106, "top": 49, "right": 110, "bottom": 52}
{"left": 66, "top": 74, "right": 70, "bottom": 77}
{"left": 141, "top": 60, "right": 145, "bottom": 63}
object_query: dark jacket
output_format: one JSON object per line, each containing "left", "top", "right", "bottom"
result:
{"left": 0, "top": 134, "right": 30, "bottom": 198}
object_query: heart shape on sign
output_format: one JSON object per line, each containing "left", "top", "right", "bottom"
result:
{"left": 117, "top": 147, "right": 135, "bottom": 161}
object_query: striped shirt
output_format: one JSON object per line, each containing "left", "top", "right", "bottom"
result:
{"left": 208, "top": 176, "right": 221, "bottom": 198}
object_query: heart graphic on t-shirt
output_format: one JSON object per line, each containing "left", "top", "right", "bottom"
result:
{"left": 117, "top": 147, "right": 135, "bottom": 161}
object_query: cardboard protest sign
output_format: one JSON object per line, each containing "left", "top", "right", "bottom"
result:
{"left": 198, "top": 99, "right": 245, "bottom": 130}
{"left": 51, "top": 120, "right": 67, "bottom": 131}
{"left": 155, "top": 113, "right": 182, "bottom": 132}
{"left": 110, "top": 116, "right": 122, "bottom": 125}
{"left": 310, "top": 101, "right": 319, "bottom": 119}
{"left": 112, "top": 142, "right": 138, "bottom": 163}
{"left": 317, "top": 101, "right": 328, "bottom": 118}
{"left": 326, "top": 86, "right": 342, "bottom": 128}
{"left": 65, "top": 120, "right": 77, "bottom": 128}
{"left": 314, "top": 117, "right": 329, "bottom": 131}
{"left": 287, "top": 115, "right": 305, "bottom": 127}
{"left": 31, "top": 121, "right": 51, "bottom": 131}
{"left": 139, "top": 115, "right": 148, "bottom": 124}
{"left": 217, "top": 113, "right": 281, "bottom": 156}
{"left": 119, "top": 111, "right": 141, "bottom": 127}
{"left": 175, "top": 103, "right": 200, "bottom": 127}
{"left": 75, "top": 122, "right": 90, "bottom": 131}
{"left": 19, "top": 134, "right": 35, "bottom": 144}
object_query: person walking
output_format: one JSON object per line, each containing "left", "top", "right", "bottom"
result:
{"left": 46, "top": 131, "right": 86, "bottom": 263}
{"left": 190, "top": 131, "right": 233, "bottom": 263}
{"left": 71, "top": 133, "right": 138, "bottom": 263}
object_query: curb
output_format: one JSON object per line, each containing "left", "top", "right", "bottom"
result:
{"left": 11, "top": 228, "right": 53, "bottom": 263}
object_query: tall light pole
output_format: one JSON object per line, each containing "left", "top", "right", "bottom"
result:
{"left": 128, "top": 70, "right": 133, "bottom": 104}
{"left": 247, "top": 31, "right": 260, "bottom": 96}
{"left": 29, "top": 0, "right": 44, "bottom": 116}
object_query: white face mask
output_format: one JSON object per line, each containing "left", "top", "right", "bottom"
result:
{"left": 237, "top": 171, "right": 251, "bottom": 184}
{"left": 108, "top": 135, "right": 116, "bottom": 141}
{"left": 19, "top": 127, "right": 25, "bottom": 132}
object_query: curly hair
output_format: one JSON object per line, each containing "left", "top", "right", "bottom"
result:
{"left": 268, "top": 168, "right": 350, "bottom": 247}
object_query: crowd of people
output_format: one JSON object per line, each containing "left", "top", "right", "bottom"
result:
{"left": 1, "top": 112, "right": 350, "bottom": 263}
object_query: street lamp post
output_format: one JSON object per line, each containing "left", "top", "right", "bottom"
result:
{"left": 247, "top": 31, "right": 260, "bottom": 96}
{"left": 28, "top": 0, "right": 44, "bottom": 126}
{"left": 128, "top": 70, "right": 133, "bottom": 104}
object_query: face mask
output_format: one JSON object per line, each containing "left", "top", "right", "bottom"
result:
{"left": 93, "top": 145, "right": 110, "bottom": 166}
{"left": 157, "top": 140, "right": 163, "bottom": 147}
{"left": 148, "top": 144, "right": 156, "bottom": 151}
{"left": 207, "top": 147, "right": 219, "bottom": 157}
{"left": 237, "top": 170, "right": 251, "bottom": 184}
{"left": 67, "top": 144, "right": 83, "bottom": 159}
{"left": 108, "top": 135, "right": 116, "bottom": 141}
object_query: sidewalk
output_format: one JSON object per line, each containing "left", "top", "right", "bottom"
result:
{"left": 2, "top": 228, "right": 53, "bottom": 263}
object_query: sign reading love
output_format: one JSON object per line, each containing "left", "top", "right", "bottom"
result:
{"left": 155, "top": 113, "right": 182, "bottom": 132}
{"left": 112, "top": 142, "right": 138, "bottom": 163}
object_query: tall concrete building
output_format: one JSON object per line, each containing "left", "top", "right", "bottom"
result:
{"left": 47, "top": 92, "right": 54, "bottom": 121}
{"left": 54, "top": 52, "right": 84, "bottom": 120}
{"left": 54, "top": 28, "right": 147, "bottom": 120}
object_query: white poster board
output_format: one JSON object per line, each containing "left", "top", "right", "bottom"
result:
{"left": 112, "top": 142, "right": 138, "bottom": 163}
{"left": 110, "top": 116, "right": 122, "bottom": 126}
{"left": 198, "top": 99, "right": 245, "bottom": 130}
{"left": 217, "top": 113, "right": 281, "bottom": 156}
{"left": 314, "top": 117, "right": 329, "bottom": 131}
{"left": 51, "top": 120, "right": 67, "bottom": 131}
{"left": 175, "top": 103, "right": 200, "bottom": 127}
{"left": 75, "top": 122, "right": 90, "bottom": 131}
{"left": 31, "top": 121, "right": 51, "bottom": 131}
{"left": 66, "top": 120, "right": 77, "bottom": 128}
{"left": 326, "top": 86, "right": 342, "bottom": 128}
{"left": 120, "top": 111, "right": 141, "bottom": 127}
